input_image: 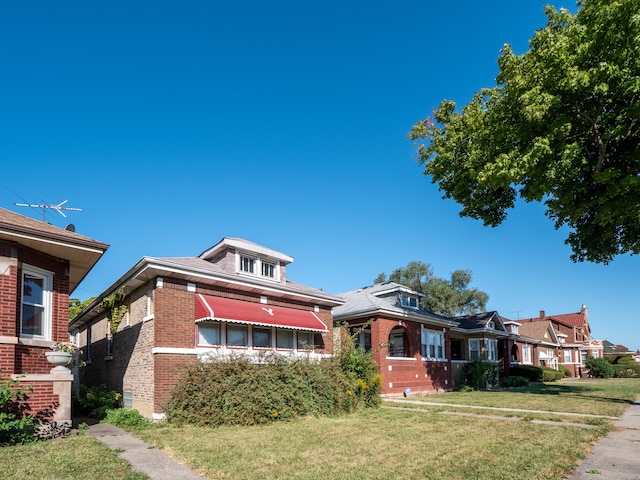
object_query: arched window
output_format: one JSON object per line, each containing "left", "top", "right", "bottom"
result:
{"left": 511, "top": 344, "right": 519, "bottom": 362}
{"left": 388, "top": 327, "right": 408, "bottom": 357}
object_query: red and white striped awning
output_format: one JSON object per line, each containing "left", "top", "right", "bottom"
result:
{"left": 195, "top": 294, "right": 327, "bottom": 332}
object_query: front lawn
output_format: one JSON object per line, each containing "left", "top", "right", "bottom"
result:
{"left": 1, "top": 378, "right": 638, "bottom": 480}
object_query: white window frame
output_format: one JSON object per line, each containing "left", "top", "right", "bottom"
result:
{"left": 400, "top": 295, "right": 419, "bottom": 309}
{"left": 239, "top": 255, "right": 256, "bottom": 274}
{"left": 20, "top": 264, "right": 53, "bottom": 340}
{"left": 421, "top": 328, "right": 445, "bottom": 360}
{"left": 261, "top": 261, "right": 276, "bottom": 278}
{"left": 563, "top": 349, "right": 572, "bottom": 363}
{"left": 522, "top": 344, "right": 532, "bottom": 364}
{"left": 469, "top": 339, "right": 481, "bottom": 360}
{"left": 487, "top": 339, "right": 498, "bottom": 361}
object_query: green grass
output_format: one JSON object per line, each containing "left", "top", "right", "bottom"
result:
{"left": 1, "top": 378, "right": 638, "bottom": 480}
{"left": 0, "top": 434, "right": 147, "bottom": 480}
{"left": 398, "top": 378, "right": 640, "bottom": 417}
{"left": 133, "top": 408, "right": 602, "bottom": 480}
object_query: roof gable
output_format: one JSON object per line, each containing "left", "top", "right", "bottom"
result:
{"left": 0, "top": 207, "right": 108, "bottom": 292}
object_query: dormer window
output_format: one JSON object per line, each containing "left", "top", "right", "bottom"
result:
{"left": 511, "top": 325, "right": 519, "bottom": 334}
{"left": 487, "top": 321, "right": 495, "bottom": 330}
{"left": 237, "top": 252, "right": 280, "bottom": 281}
{"left": 240, "top": 255, "right": 255, "bottom": 274}
{"left": 400, "top": 295, "right": 419, "bottom": 309}
{"left": 261, "top": 261, "right": 275, "bottom": 278}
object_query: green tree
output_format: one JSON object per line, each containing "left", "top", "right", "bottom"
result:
{"left": 409, "top": 0, "right": 640, "bottom": 264}
{"left": 376, "top": 261, "right": 488, "bottom": 316}
{"left": 68, "top": 297, "right": 95, "bottom": 321}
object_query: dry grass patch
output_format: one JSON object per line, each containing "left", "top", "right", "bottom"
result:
{"left": 135, "top": 408, "right": 602, "bottom": 480}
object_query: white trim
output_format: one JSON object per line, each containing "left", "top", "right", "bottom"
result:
{"left": 20, "top": 264, "right": 53, "bottom": 341}
{"left": 153, "top": 413, "right": 166, "bottom": 421}
{"left": 385, "top": 356, "right": 417, "bottom": 361}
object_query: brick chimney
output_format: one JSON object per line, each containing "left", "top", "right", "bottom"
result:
{"left": 539, "top": 310, "right": 545, "bottom": 319}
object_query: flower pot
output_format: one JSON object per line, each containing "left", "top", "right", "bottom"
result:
{"left": 45, "top": 351, "right": 73, "bottom": 374}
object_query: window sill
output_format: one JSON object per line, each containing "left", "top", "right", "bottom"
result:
{"left": 105, "top": 355, "right": 113, "bottom": 361}
{"left": 386, "top": 356, "right": 416, "bottom": 361}
{"left": 142, "top": 314, "right": 154, "bottom": 323}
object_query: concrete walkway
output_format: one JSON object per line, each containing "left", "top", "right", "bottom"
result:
{"left": 87, "top": 423, "right": 205, "bottom": 479}
{"left": 567, "top": 396, "right": 640, "bottom": 480}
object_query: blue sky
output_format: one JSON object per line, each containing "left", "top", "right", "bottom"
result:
{"left": 1, "top": 1, "right": 637, "bottom": 350}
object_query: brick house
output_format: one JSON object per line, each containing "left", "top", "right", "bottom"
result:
{"left": 450, "top": 311, "right": 515, "bottom": 384}
{"left": 333, "top": 282, "right": 458, "bottom": 395}
{"left": 515, "top": 306, "right": 602, "bottom": 377}
{"left": 69, "top": 238, "right": 342, "bottom": 420}
{"left": 513, "top": 320, "right": 562, "bottom": 371}
{"left": 0, "top": 207, "right": 108, "bottom": 424}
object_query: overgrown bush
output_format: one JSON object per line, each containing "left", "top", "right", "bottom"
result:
{"left": 612, "top": 363, "right": 640, "bottom": 378}
{"left": 103, "top": 408, "right": 148, "bottom": 427}
{"left": 0, "top": 374, "right": 37, "bottom": 445}
{"left": 165, "top": 339, "right": 381, "bottom": 427}
{"left": 76, "top": 385, "right": 122, "bottom": 419}
{"left": 501, "top": 375, "right": 530, "bottom": 388}
{"left": 541, "top": 366, "right": 563, "bottom": 382}
{"left": 457, "top": 360, "right": 499, "bottom": 390}
{"left": 166, "top": 354, "right": 339, "bottom": 425}
{"left": 586, "top": 357, "right": 614, "bottom": 378}
{"left": 510, "top": 365, "right": 543, "bottom": 382}
{"left": 557, "top": 364, "right": 572, "bottom": 378}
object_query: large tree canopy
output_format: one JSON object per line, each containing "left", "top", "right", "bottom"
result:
{"left": 375, "top": 261, "right": 488, "bottom": 317}
{"left": 409, "top": 0, "right": 640, "bottom": 263}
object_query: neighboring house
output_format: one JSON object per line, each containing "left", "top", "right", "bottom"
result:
{"left": 514, "top": 305, "right": 601, "bottom": 377}
{"left": 603, "top": 340, "right": 632, "bottom": 355}
{"left": 450, "top": 311, "right": 515, "bottom": 383}
{"left": 333, "top": 282, "right": 458, "bottom": 395}
{"left": 514, "top": 320, "right": 562, "bottom": 371}
{"left": 69, "top": 238, "right": 342, "bottom": 420}
{"left": 0, "top": 207, "right": 108, "bottom": 424}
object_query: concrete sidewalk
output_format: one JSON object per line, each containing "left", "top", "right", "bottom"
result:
{"left": 568, "top": 396, "right": 640, "bottom": 479}
{"left": 86, "top": 423, "right": 205, "bottom": 479}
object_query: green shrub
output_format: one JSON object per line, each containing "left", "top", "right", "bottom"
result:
{"left": 612, "top": 363, "right": 640, "bottom": 378}
{"left": 458, "top": 360, "right": 499, "bottom": 390}
{"left": 103, "top": 408, "right": 148, "bottom": 427}
{"left": 501, "top": 376, "right": 530, "bottom": 388}
{"left": 557, "top": 364, "right": 572, "bottom": 378}
{"left": 0, "top": 374, "right": 38, "bottom": 445}
{"left": 541, "top": 366, "right": 563, "bottom": 382}
{"left": 586, "top": 357, "right": 614, "bottom": 378}
{"left": 510, "top": 365, "right": 543, "bottom": 382}
{"left": 76, "top": 385, "right": 122, "bottom": 419}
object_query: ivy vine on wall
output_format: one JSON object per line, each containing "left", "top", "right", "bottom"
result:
{"left": 100, "top": 288, "right": 128, "bottom": 334}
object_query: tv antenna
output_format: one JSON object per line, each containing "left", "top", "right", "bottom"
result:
{"left": 15, "top": 200, "right": 82, "bottom": 222}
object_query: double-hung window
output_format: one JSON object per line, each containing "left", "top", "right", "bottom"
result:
{"left": 563, "top": 349, "right": 572, "bottom": 363}
{"left": 239, "top": 255, "right": 255, "bottom": 274}
{"left": 486, "top": 339, "right": 497, "bottom": 361}
{"left": 421, "top": 328, "right": 444, "bottom": 359}
{"left": 469, "top": 339, "right": 481, "bottom": 360}
{"left": 20, "top": 265, "right": 53, "bottom": 339}
{"left": 522, "top": 344, "right": 531, "bottom": 364}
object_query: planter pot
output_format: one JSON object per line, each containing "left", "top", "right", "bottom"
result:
{"left": 45, "top": 351, "right": 73, "bottom": 374}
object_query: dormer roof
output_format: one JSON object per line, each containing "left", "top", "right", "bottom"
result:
{"left": 199, "top": 237, "right": 293, "bottom": 265}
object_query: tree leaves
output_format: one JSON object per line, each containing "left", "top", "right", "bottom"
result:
{"left": 410, "top": 0, "right": 640, "bottom": 263}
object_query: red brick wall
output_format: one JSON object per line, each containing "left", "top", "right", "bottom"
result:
{"left": 153, "top": 353, "right": 197, "bottom": 414}
{"left": 365, "top": 316, "right": 452, "bottom": 395}
{"left": 0, "top": 241, "right": 70, "bottom": 375}
{"left": 11, "top": 379, "right": 59, "bottom": 422}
